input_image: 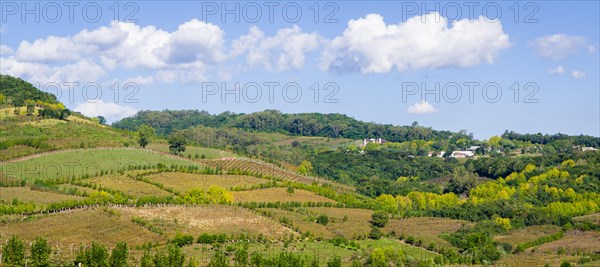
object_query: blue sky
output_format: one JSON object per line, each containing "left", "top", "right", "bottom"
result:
{"left": 1, "top": 1, "right": 598, "bottom": 139}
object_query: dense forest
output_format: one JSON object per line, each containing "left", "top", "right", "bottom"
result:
{"left": 113, "top": 109, "right": 473, "bottom": 143}
{"left": 0, "top": 75, "right": 61, "bottom": 107}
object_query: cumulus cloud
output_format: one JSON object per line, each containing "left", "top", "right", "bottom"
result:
{"left": 571, "top": 70, "right": 586, "bottom": 79}
{"left": 0, "top": 45, "right": 14, "bottom": 56}
{"left": 3, "top": 20, "right": 225, "bottom": 84}
{"left": 157, "top": 19, "right": 226, "bottom": 64}
{"left": 0, "top": 58, "right": 105, "bottom": 84}
{"left": 74, "top": 99, "right": 137, "bottom": 121}
{"left": 407, "top": 101, "right": 438, "bottom": 114}
{"left": 529, "top": 34, "right": 593, "bottom": 60}
{"left": 232, "top": 25, "right": 321, "bottom": 72}
{"left": 321, "top": 13, "right": 511, "bottom": 74}
{"left": 548, "top": 65, "right": 566, "bottom": 75}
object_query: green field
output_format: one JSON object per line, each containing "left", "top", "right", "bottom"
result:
{"left": 357, "top": 238, "right": 439, "bottom": 261}
{"left": 0, "top": 148, "right": 201, "bottom": 182}
{"left": 147, "top": 143, "right": 237, "bottom": 159}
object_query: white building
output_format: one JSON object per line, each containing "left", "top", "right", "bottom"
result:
{"left": 362, "top": 138, "right": 386, "bottom": 147}
{"left": 450, "top": 151, "right": 475, "bottom": 158}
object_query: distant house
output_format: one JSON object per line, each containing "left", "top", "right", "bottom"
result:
{"left": 438, "top": 151, "right": 446, "bottom": 157}
{"left": 468, "top": 146, "right": 481, "bottom": 151}
{"left": 450, "top": 151, "right": 475, "bottom": 158}
{"left": 582, "top": 147, "right": 599, "bottom": 152}
{"left": 362, "top": 138, "right": 386, "bottom": 147}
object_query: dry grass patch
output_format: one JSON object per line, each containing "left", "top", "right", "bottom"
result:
{"left": 495, "top": 253, "right": 582, "bottom": 267}
{"left": 531, "top": 230, "right": 600, "bottom": 254}
{"left": 0, "top": 208, "right": 164, "bottom": 247}
{"left": 233, "top": 188, "right": 336, "bottom": 203}
{"left": 260, "top": 208, "right": 333, "bottom": 239}
{"left": 573, "top": 213, "right": 600, "bottom": 225}
{"left": 146, "top": 172, "right": 269, "bottom": 193}
{"left": 383, "top": 217, "right": 473, "bottom": 251}
{"left": 495, "top": 225, "right": 562, "bottom": 246}
{"left": 87, "top": 175, "right": 173, "bottom": 197}
{"left": 0, "top": 187, "right": 83, "bottom": 205}
{"left": 308, "top": 207, "right": 373, "bottom": 239}
{"left": 118, "top": 205, "right": 295, "bottom": 239}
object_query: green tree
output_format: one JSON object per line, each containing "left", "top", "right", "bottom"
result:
{"left": 140, "top": 250, "right": 153, "bottom": 267}
{"left": 234, "top": 247, "right": 249, "bottom": 267}
{"left": 369, "top": 248, "right": 387, "bottom": 267}
{"left": 3, "top": 235, "right": 25, "bottom": 266}
{"left": 97, "top": 116, "right": 107, "bottom": 125}
{"left": 327, "top": 256, "right": 342, "bottom": 267}
{"left": 250, "top": 252, "right": 263, "bottom": 267}
{"left": 369, "top": 226, "right": 383, "bottom": 240}
{"left": 109, "top": 242, "right": 129, "bottom": 267}
{"left": 167, "top": 245, "right": 185, "bottom": 267}
{"left": 26, "top": 104, "right": 35, "bottom": 116}
{"left": 370, "top": 211, "right": 389, "bottom": 228}
{"left": 208, "top": 250, "right": 228, "bottom": 267}
{"left": 297, "top": 160, "right": 313, "bottom": 175}
{"left": 31, "top": 237, "right": 52, "bottom": 267}
{"left": 137, "top": 125, "right": 155, "bottom": 148}
{"left": 59, "top": 109, "right": 71, "bottom": 120}
{"left": 168, "top": 133, "right": 187, "bottom": 155}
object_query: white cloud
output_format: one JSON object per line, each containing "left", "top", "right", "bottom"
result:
{"left": 0, "top": 57, "right": 105, "bottom": 84}
{"left": 321, "top": 13, "right": 511, "bottom": 74}
{"left": 548, "top": 65, "right": 566, "bottom": 75}
{"left": 529, "top": 34, "right": 593, "bottom": 60}
{"left": 74, "top": 99, "right": 137, "bottom": 120}
{"left": 16, "top": 36, "right": 90, "bottom": 62}
{"left": 0, "top": 45, "right": 14, "bottom": 56}
{"left": 407, "top": 101, "right": 438, "bottom": 114}
{"left": 124, "top": 75, "right": 154, "bottom": 86}
{"left": 232, "top": 25, "right": 321, "bottom": 72}
{"left": 157, "top": 19, "right": 226, "bottom": 64}
{"left": 571, "top": 70, "right": 586, "bottom": 79}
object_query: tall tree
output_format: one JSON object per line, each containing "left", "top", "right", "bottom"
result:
{"left": 2, "top": 235, "right": 25, "bottom": 266}
{"left": 168, "top": 133, "right": 187, "bottom": 155}
{"left": 31, "top": 237, "right": 52, "bottom": 267}
{"left": 137, "top": 125, "right": 155, "bottom": 148}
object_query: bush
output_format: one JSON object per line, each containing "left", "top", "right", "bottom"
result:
{"left": 172, "top": 233, "right": 194, "bottom": 247}
{"left": 316, "top": 214, "right": 329, "bottom": 225}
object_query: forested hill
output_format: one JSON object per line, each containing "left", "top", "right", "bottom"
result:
{"left": 113, "top": 109, "right": 471, "bottom": 143}
{"left": 0, "top": 75, "right": 61, "bottom": 107}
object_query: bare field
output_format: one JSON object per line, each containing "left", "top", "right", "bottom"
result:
{"left": 531, "top": 230, "right": 600, "bottom": 254}
{"left": 494, "top": 225, "right": 562, "bottom": 246}
{"left": 0, "top": 208, "right": 165, "bottom": 247}
{"left": 145, "top": 172, "right": 269, "bottom": 193}
{"left": 118, "top": 205, "right": 296, "bottom": 239}
{"left": 0, "top": 187, "right": 83, "bottom": 205}
{"left": 308, "top": 207, "right": 373, "bottom": 239}
{"left": 260, "top": 208, "right": 334, "bottom": 239}
{"left": 233, "top": 188, "right": 336, "bottom": 203}
{"left": 87, "top": 175, "right": 173, "bottom": 197}
{"left": 495, "top": 253, "right": 583, "bottom": 267}
{"left": 383, "top": 217, "right": 473, "bottom": 251}
{"left": 573, "top": 213, "right": 600, "bottom": 225}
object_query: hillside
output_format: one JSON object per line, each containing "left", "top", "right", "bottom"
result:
{"left": 0, "top": 75, "right": 61, "bottom": 107}
{"left": 1, "top": 74, "right": 599, "bottom": 266}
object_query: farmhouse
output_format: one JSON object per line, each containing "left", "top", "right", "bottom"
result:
{"left": 362, "top": 138, "right": 386, "bottom": 147}
{"left": 450, "top": 151, "right": 475, "bottom": 158}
